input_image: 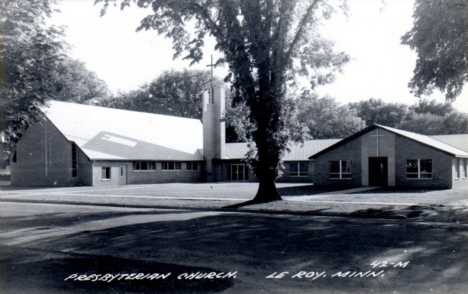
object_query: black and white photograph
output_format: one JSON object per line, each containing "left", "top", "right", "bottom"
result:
{"left": 1, "top": 0, "right": 467, "bottom": 293}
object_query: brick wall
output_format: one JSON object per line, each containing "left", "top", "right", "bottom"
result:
{"left": 313, "top": 137, "right": 362, "bottom": 187}
{"left": 395, "top": 135, "right": 453, "bottom": 188}
{"left": 93, "top": 161, "right": 203, "bottom": 186}
{"left": 277, "top": 161, "right": 313, "bottom": 183}
{"left": 10, "top": 119, "right": 92, "bottom": 187}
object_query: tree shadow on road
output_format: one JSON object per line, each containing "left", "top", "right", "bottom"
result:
{"left": 2, "top": 209, "right": 467, "bottom": 293}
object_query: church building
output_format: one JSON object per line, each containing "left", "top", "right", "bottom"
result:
{"left": 10, "top": 84, "right": 468, "bottom": 188}
{"left": 10, "top": 85, "right": 337, "bottom": 187}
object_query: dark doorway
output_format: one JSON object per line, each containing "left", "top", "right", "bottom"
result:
{"left": 369, "top": 157, "right": 388, "bottom": 186}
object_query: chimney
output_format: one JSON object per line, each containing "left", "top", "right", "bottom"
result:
{"left": 203, "top": 84, "right": 226, "bottom": 182}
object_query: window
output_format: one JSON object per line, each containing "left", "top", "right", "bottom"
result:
{"left": 186, "top": 162, "right": 199, "bottom": 170}
{"left": 12, "top": 151, "right": 17, "bottom": 163}
{"left": 228, "top": 164, "right": 249, "bottom": 181}
{"left": 455, "top": 158, "right": 461, "bottom": 179}
{"left": 406, "top": 159, "right": 432, "bottom": 179}
{"left": 330, "top": 160, "right": 352, "bottom": 179}
{"left": 162, "top": 162, "right": 181, "bottom": 170}
{"left": 464, "top": 159, "right": 467, "bottom": 178}
{"left": 72, "top": 143, "right": 78, "bottom": 177}
{"left": 102, "top": 167, "right": 111, "bottom": 180}
{"left": 133, "top": 161, "right": 156, "bottom": 171}
{"left": 290, "top": 162, "right": 308, "bottom": 177}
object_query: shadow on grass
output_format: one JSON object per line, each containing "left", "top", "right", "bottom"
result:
{"left": 223, "top": 185, "right": 349, "bottom": 209}
{"left": 277, "top": 185, "right": 346, "bottom": 196}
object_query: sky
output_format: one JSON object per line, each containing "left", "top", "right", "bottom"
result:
{"left": 50, "top": 0, "right": 467, "bottom": 113}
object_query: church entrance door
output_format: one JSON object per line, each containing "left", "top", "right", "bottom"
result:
{"left": 228, "top": 164, "right": 249, "bottom": 181}
{"left": 369, "top": 157, "right": 388, "bottom": 186}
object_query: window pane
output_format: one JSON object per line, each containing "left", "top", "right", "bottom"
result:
{"left": 169, "top": 162, "right": 174, "bottom": 170}
{"left": 238, "top": 165, "right": 244, "bottom": 180}
{"left": 342, "top": 161, "right": 351, "bottom": 173}
{"left": 407, "top": 173, "right": 418, "bottom": 179}
{"left": 102, "top": 167, "right": 110, "bottom": 179}
{"left": 290, "top": 163, "right": 298, "bottom": 173}
{"left": 420, "top": 159, "right": 432, "bottom": 173}
{"left": 406, "top": 160, "right": 418, "bottom": 173}
{"left": 341, "top": 173, "right": 352, "bottom": 179}
{"left": 420, "top": 173, "right": 432, "bottom": 179}
{"left": 464, "top": 159, "right": 467, "bottom": 177}
{"left": 300, "top": 162, "right": 308, "bottom": 173}
{"left": 175, "top": 162, "right": 181, "bottom": 170}
{"left": 162, "top": 162, "right": 167, "bottom": 170}
{"left": 149, "top": 162, "right": 155, "bottom": 170}
{"left": 141, "top": 161, "right": 148, "bottom": 170}
{"left": 330, "top": 173, "right": 340, "bottom": 179}
{"left": 330, "top": 161, "right": 340, "bottom": 173}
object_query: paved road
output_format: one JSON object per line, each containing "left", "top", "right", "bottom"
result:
{"left": 1, "top": 201, "right": 467, "bottom": 294}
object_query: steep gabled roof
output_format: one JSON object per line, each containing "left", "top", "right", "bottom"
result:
{"left": 310, "top": 124, "right": 468, "bottom": 159}
{"left": 41, "top": 100, "right": 203, "bottom": 161}
{"left": 225, "top": 139, "right": 340, "bottom": 161}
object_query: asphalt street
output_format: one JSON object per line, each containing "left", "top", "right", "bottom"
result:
{"left": 1, "top": 201, "right": 467, "bottom": 294}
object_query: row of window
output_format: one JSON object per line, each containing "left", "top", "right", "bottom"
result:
{"left": 326, "top": 159, "right": 444, "bottom": 180}
{"left": 101, "top": 158, "right": 468, "bottom": 181}
{"left": 132, "top": 161, "right": 199, "bottom": 171}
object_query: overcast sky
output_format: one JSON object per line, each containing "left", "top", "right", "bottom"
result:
{"left": 50, "top": 0, "right": 467, "bottom": 113}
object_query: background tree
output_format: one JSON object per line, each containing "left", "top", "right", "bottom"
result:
{"left": 98, "top": 0, "right": 349, "bottom": 203}
{"left": 348, "top": 99, "right": 410, "bottom": 128}
{"left": 297, "top": 92, "right": 364, "bottom": 139}
{"left": 54, "top": 58, "right": 111, "bottom": 104}
{"left": 99, "top": 69, "right": 212, "bottom": 119}
{"left": 399, "top": 99, "right": 468, "bottom": 135}
{"left": 401, "top": 0, "right": 467, "bottom": 100}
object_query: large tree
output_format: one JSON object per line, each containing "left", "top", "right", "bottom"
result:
{"left": 98, "top": 0, "right": 348, "bottom": 203}
{"left": 1, "top": 0, "right": 110, "bottom": 148}
{"left": 401, "top": 0, "right": 467, "bottom": 100}
{"left": 1, "top": 0, "right": 66, "bottom": 144}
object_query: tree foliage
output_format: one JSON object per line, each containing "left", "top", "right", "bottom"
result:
{"left": 350, "top": 98, "right": 467, "bottom": 135}
{"left": 2, "top": 0, "right": 66, "bottom": 143}
{"left": 348, "top": 99, "right": 410, "bottom": 128}
{"left": 297, "top": 92, "right": 364, "bottom": 139}
{"left": 100, "top": 69, "right": 212, "bottom": 119}
{"left": 98, "top": 0, "right": 349, "bottom": 202}
{"left": 1, "top": 0, "right": 110, "bottom": 148}
{"left": 402, "top": 0, "right": 468, "bottom": 100}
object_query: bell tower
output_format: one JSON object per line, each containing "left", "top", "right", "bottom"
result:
{"left": 203, "top": 84, "right": 225, "bottom": 182}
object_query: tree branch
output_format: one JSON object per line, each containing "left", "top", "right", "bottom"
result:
{"left": 284, "top": 0, "right": 321, "bottom": 64}
{"left": 190, "top": 2, "right": 227, "bottom": 48}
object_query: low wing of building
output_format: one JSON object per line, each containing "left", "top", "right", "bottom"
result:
{"left": 310, "top": 124, "right": 468, "bottom": 189}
